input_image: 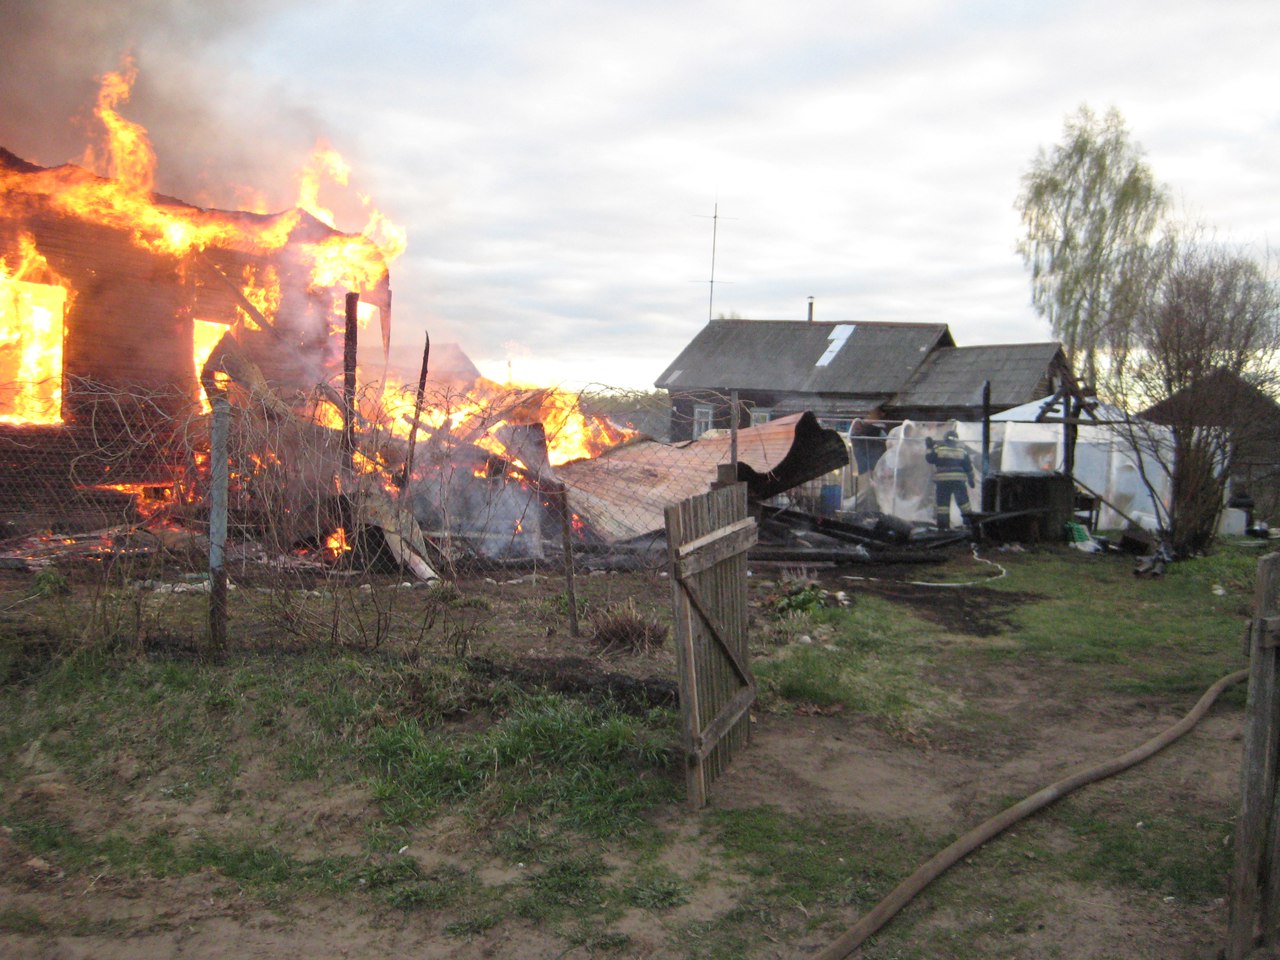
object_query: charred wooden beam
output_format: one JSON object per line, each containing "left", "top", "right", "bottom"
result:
{"left": 342, "top": 292, "right": 359, "bottom": 471}
{"left": 400, "top": 330, "right": 431, "bottom": 495}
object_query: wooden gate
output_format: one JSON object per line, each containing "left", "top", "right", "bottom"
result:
{"left": 665, "top": 480, "right": 758, "bottom": 807}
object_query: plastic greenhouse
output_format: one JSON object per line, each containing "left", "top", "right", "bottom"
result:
{"left": 849, "top": 396, "right": 1172, "bottom": 532}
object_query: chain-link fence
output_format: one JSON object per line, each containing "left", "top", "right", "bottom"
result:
{"left": 24, "top": 371, "right": 1143, "bottom": 654}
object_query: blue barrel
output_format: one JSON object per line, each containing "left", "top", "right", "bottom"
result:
{"left": 820, "top": 483, "right": 842, "bottom": 517}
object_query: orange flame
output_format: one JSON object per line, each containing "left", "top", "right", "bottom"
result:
{"left": 83, "top": 56, "right": 154, "bottom": 196}
{"left": 324, "top": 527, "right": 352, "bottom": 560}
{"left": 372, "top": 376, "right": 635, "bottom": 471}
{"left": 296, "top": 142, "right": 350, "bottom": 229}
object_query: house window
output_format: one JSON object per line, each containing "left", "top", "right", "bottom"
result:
{"left": 749, "top": 408, "right": 771, "bottom": 426}
{"left": 692, "top": 404, "right": 714, "bottom": 439}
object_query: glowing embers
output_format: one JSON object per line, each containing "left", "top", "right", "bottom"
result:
{"left": 323, "top": 526, "right": 353, "bottom": 561}
{"left": 81, "top": 483, "right": 176, "bottom": 520}
{"left": 0, "top": 276, "right": 66, "bottom": 425}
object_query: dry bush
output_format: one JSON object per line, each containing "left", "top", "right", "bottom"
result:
{"left": 587, "top": 598, "right": 668, "bottom": 654}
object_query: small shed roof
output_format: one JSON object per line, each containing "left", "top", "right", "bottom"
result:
{"left": 891, "top": 343, "right": 1067, "bottom": 411}
{"left": 1142, "top": 368, "right": 1280, "bottom": 428}
{"left": 654, "top": 319, "right": 953, "bottom": 395}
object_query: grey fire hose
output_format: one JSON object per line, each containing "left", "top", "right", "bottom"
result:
{"left": 811, "top": 667, "right": 1250, "bottom": 960}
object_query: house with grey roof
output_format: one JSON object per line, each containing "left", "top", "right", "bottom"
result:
{"left": 654, "top": 318, "right": 1071, "bottom": 441}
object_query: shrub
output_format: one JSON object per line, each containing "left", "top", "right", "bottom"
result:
{"left": 587, "top": 598, "right": 668, "bottom": 654}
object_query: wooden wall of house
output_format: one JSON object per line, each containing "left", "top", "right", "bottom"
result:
{"left": 666, "top": 390, "right": 781, "bottom": 441}
{"left": 37, "top": 214, "right": 204, "bottom": 416}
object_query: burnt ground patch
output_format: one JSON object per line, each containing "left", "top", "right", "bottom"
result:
{"left": 833, "top": 573, "right": 1039, "bottom": 637}
{"left": 465, "top": 655, "right": 678, "bottom": 711}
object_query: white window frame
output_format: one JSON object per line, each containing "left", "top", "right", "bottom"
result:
{"left": 749, "top": 407, "right": 772, "bottom": 427}
{"left": 692, "top": 403, "right": 714, "bottom": 439}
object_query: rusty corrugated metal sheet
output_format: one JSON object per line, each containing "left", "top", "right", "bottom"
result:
{"left": 557, "top": 411, "right": 849, "bottom": 544}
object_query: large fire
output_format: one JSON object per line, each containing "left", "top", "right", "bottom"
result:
{"left": 0, "top": 56, "right": 400, "bottom": 424}
{"left": 0, "top": 58, "right": 633, "bottom": 565}
{"left": 0, "top": 234, "right": 67, "bottom": 425}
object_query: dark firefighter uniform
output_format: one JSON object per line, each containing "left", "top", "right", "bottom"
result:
{"left": 925, "top": 431, "right": 974, "bottom": 530}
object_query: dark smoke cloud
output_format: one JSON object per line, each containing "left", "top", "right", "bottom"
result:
{"left": 0, "top": 0, "right": 323, "bottom": 210}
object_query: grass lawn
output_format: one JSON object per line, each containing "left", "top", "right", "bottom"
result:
{"left": 0, "top": 539, "right": 1265, "bottom": 958}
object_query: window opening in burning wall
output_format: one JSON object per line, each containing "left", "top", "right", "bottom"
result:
{"left": 193, "top": 318, "right": 230, "bottom": 385}
{"left": 0, "top": 276, "right": 66, "bottom": 426}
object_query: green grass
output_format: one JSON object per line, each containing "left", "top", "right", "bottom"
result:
{"left": 368, "top": 691, "right": 680, "bottom": 833}
{"left": 619, "top": 864, "right": 692, "bottom": 909}
{"left": 363, "top": 860, "right": 477, "bottom": 910}
{"left": 1053, "top": 791, "right": 1234, "bottom": 900}
{"left": 986, "top": 543, "right": 1250, "bottom": 694}
{"left": 4, "top": 810, "right": 359, "bottom": 891}
{"left": 707, "top": 804, "right": 934, "bottom": 935}
{"left": 755, "top": 595, "right": 957, "bottom": 734}
{"left": 0, "top": 906, "right": 51, "bottom": 935}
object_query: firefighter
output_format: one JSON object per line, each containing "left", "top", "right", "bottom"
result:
{"left": 924, "top": 428, "right": 974, "bottom": 530}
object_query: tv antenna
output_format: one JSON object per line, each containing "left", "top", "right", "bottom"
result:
{"left": 696, "top": 203, "right": 736, "bottom": 321}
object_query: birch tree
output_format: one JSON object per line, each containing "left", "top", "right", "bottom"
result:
{"left": 1017, "top": 106, "right": 1167, "bottom": 385}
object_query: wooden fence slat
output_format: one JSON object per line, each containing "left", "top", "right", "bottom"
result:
{"left": 1228, "top": 553, "right": 1280, "bottom": 959}
{"left": 666, "top": 502, "right": 705, "bottom": 808}
{"left": 676, "top": 517, "right": 758, "bottom": 578}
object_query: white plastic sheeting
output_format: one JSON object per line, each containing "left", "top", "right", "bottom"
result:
{"left": 855, "top": 408, "right": 1172, "bottom": 531}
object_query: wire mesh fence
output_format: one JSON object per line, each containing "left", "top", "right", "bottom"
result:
{"left": 9, "top": 371, "right": 1218, "bottom": 652}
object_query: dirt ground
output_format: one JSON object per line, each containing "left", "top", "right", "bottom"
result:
{"left": 0, "top": 560, "right": 1246, "bottom": 959}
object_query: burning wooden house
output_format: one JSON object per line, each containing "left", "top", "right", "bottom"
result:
{"left": 0, "top": 58, "right": 409, "bottom": 566}
{"left": 0, "top": 141, "right": 394, "bottom": 533}
{"left": 0, "top": 147, "right": 391, "bottom": 423}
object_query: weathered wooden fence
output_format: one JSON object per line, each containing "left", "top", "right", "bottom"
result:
{"left": 665, "top": 479, "right": 758, "bottom": 808}
{"left": 1228, "top": 552, "right": 1280, "bottom": 959}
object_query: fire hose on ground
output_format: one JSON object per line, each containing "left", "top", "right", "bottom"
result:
{"left": 811, "top": 666, "right": 1250, "bottom": 960}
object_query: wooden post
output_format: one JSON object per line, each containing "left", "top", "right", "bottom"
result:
{"left": 557, "top": 484, "right": 580, "bottom": 638}
{"left": 729, "top": 389, "right": 739, "bottom": 468}
{"left": 1228, "top": 552, "right": 1280, "bottom": 959}
{"left": 342, "top": 292, "right": 359, "bottom": 473}
{"left": 208, "top": 397, "right": 229, "bottom": 650}
{"left": 981, "top": 380, "right": 991, "bottom": 481}
{"left": 1064, "top": 394, "right": 1078, "bottom": 478}
{"left": 399, "top": 330, "right": 431, "bottom": 500}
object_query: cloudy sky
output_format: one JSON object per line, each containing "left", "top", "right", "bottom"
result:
{"left": 3, "top": 0, "right": 1278, "bottom": 389}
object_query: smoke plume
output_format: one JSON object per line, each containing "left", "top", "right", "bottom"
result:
{"left": 0, "top": 0, "right": 324, "bottom": 211}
